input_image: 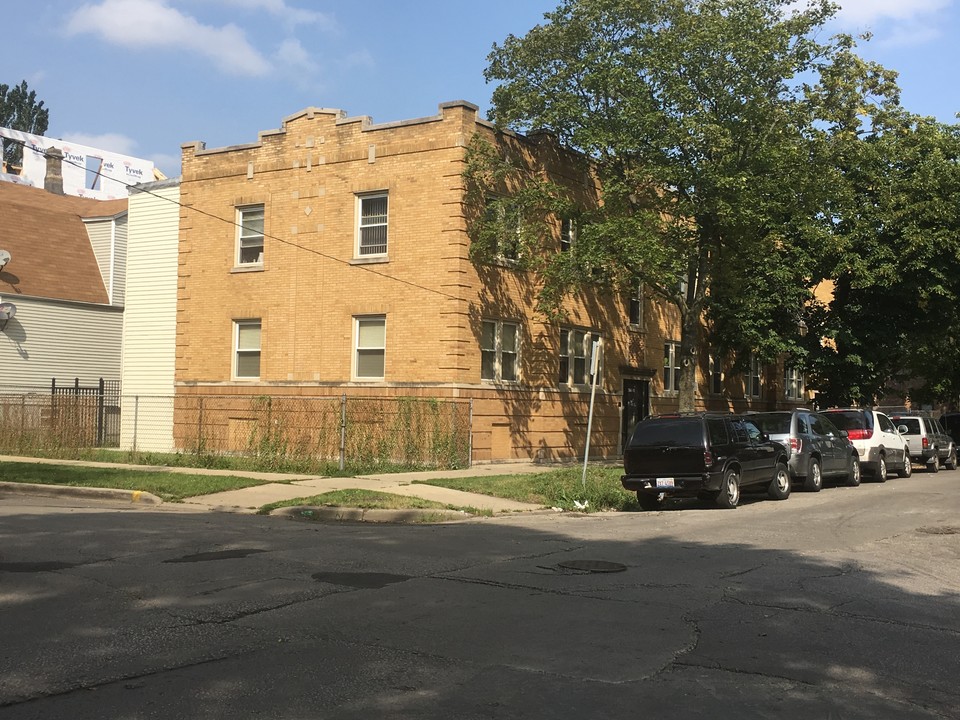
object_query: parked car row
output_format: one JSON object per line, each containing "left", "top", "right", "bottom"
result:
{"left": 621, "top": 407, "right": 954, "bottom": 511}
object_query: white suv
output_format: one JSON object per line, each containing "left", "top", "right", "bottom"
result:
{"left": 821, "top": 408, "right": 912, "bottom": 481}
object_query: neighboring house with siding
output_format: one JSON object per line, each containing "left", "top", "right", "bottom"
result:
{"left": 171, "top": 101, "right": 810, "bottom": 463}
{"left": 0, "top": 177, "right": 127, "bottom": 391}
{"left": 119, "top": 178, "right": 181, "bottom": 452}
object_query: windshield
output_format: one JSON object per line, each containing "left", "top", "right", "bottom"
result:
{"left": 748, "top": 413, "right": 791, "bottom": 434}
{"left": 630, "top": 418, "right": 703, "bottom": 447}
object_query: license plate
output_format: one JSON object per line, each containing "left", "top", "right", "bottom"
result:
{"left": 655, "top": 478, "right": 675, "bottom": 489}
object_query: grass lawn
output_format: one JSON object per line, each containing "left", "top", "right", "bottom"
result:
{"left": 0, "top": 462, "right": 275, "bottom": 502}
{"left": 257, "top": 489, "right": 490, "bottom": 517}
{"left": 413, "top": 465, "right": 640, "bottom": 512}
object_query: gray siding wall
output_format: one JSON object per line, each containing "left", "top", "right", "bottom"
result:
{"left": 0, "top": 296, "right": 122, "bottom": 391}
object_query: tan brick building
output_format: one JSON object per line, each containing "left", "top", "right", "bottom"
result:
{"left": 175, "top": 101, "right": 805, "bottom": 463}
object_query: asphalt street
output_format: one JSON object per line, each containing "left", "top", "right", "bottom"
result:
{"left": 1, "top": 468, "right": 958, "bottom": 719}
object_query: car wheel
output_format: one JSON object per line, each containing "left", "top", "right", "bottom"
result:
{"left": 846, "top": 456, "right": 861, "bottom": 487}
{"left": 716, "top": 467, "right": 741, "bottom": 509}
{"left": 637, "top": 491, "right": 665, "bottom": 511}
{"left": 804, "top": 458, "right": 822, "bottom": 492}
{"left": 928, "top": 452, "right": 940, "bottom": 473}
{"left": 768, "top": 463, "right": 791, "bottom": 500}
{"left": 947, "top": 448, "right": 957, "bottom": 471}
{"left": 875, "top": 455, "right": 887, "bottom": 482}
{"left": 898, "top": 453, "right": 912, "bottom": 478}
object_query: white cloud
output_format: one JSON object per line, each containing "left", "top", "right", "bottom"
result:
{"left": 276, "top": 37, "right": 318, "bottom": 73}
{"left": 66, "top": 0, "right": 271, "bottom": 76}
{"left": 212, "top": 0, "right": 337, "bottom": 30}
{"left": 835, "top": 0, "right": 951, "bottom": 25}
{"left": 59, "top": 131, "right": 140, "bottom": 156}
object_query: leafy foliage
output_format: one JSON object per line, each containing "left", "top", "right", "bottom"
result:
{"left": 0, "top": 80, "right": 49, "bottom": 167}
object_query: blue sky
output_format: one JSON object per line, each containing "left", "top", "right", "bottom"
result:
{"left": 6, "top": 0, "right": 959, "bottom": 178}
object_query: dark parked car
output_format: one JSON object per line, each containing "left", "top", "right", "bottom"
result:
{"left": 621, "top": 413, "right": 791, "bottom": 510}
{"left": 746, "top": 410, "right": 861, "bottom": 491}
{"left": 941, "top": 412, "right": 960, "bottom": 448}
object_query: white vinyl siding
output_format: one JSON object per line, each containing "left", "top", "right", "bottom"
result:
{"left": 84, "top": 213, "right": 127, "bottom": 306}
{"left": 119, "top": 181, "right": 180, "bottom": 451}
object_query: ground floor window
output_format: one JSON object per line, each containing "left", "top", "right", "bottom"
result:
{"left": 481, "top": 319, "right": 519, "bottom": 382}
{"left": 355, "top": 315, "right": 386, "bottom": 379}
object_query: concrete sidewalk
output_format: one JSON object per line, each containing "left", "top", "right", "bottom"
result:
{"left": 0, "top": 455, "right": 553, "bottom": 519}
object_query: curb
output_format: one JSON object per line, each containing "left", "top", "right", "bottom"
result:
{"left": 271, "top": 505, "right": 473, "bottom": 524}
{"left": 0, "top": 481, "right": 163, "bottom": 505}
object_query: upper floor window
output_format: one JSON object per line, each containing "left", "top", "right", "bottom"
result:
{"left": 628, "top": 283, "right": 644, "bottom": 329}
{"left": 663, "top": 342, "right": 680, "bottom": 393}
{"left": 484, "top": 197, "right": 521, "bottom": 261}
{"left": 357, "top": 193, "right": 388, "bottom": 257}
{"left": 560, "top": 217, "right": 576, "bottom": 252}
{"left": 234, "top": 320, "right": 261, "bottom": 379}
{"left": 747, "top": 355, "right": 762, "bottom": 398}
{"left": 709, "top": 354, "right": 723, "bottom": 395}
{"left": 237, "top": 205, "right": 264, "bottom": 265}
{"left": 560, "top": 328, "right": 601, "bottom": 386}
{"left": 354, "top": 315, "right": 386, "bottom": 380}
{"left": 481, "top": 320, "right": 520, "bottom": 382}
{"left": 785, "top": 366, "right": 805, "bottom": 400}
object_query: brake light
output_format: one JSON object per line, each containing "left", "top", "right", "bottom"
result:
{"left": 922, "top": 437, "right": 929, "bottom": 449}
{"left": 704, "top": 450, "right": 714, "bottom": 467}
{"left": 790, "top": 438, "right": 802, "bottom": 454}
{"left": 846, "top": 428, "right": 872, "bottom": 441}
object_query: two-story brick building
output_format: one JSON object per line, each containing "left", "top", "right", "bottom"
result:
{"left": 170, "top": 101, "right": 806, "bottom": 463}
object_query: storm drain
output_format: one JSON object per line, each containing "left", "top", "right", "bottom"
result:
{"left": 312, "top": 571, "right": 412, "bottom": 589}
{"left": 164, "top": 549, "right": 268, "bottom": 563}
{"left": 556, "top": 560, "right": 627, "bottom": 573}
{"left": 917, "top": 526, "right": 960, "bottom": 536}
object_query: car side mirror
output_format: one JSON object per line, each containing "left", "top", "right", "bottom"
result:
{"left": 759, "top": 431, "right": 769, "bottom": 443}
{"left": 839, "top": 430, "right": 848, "bottom": 438}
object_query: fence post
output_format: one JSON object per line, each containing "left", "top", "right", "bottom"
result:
{"left": 96, "top": 378, "right": 106, "bottom": 447}
{"left": 468, "top": 399, "right": 474, "bottom": 469}
{"left": 132, "top": 395, "right": 139, "bottom": 452}
{"left": 196, "top": 396, "right": 204, "bottom": 456}
{"left": 339, "top": 394, "right": 347, "bottom": 472}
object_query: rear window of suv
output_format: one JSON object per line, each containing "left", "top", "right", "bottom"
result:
{"left": 892, "top": 418, "right": 921, "bottom": 434}
{"left": 630, "top": 418, "right": 703, "bottom": 447}
{"left": 749, "top": 413, "right": 791, "bottom": 434}
{"left": 824, "top": 411, "right": 871, "bottom": 431}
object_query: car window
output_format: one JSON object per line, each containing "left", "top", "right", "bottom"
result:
{"left": 796, "top": 415, "right": 809, "bottom": 434}
{"left": 630, "top": 418, "right": 703, "bottom": 447}
{"left": 809, "top": 415, "right": 827, "bottom": 436}
{"left": 824, "top": 411, "right": 868, "bottom": 431}
{"left": 894, "top": 418, "right": 921, "bottom": 435}
{"left": 741, "top": 419, "right": 763, "bottom": 443}
{"left": 877, "top": 413, "right": 896, "bottom": 433}
{"left": 731, "top": 420, "right": 750, "bottom": 444}
{"left": 932, "top": 419, "right": 945, "bottom": 434}
{"left": 747, "top": 413, "right": 790, "bottom": 434}
{"left": 707, "top": 418, "right": 729, "bottom": 446}
{"left": 815, "top": 414, "right": 841, "bottom": 436}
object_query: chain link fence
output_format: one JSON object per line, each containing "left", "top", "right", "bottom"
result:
{"left": 0, "top": 389, "right": 473, "bottom": 472}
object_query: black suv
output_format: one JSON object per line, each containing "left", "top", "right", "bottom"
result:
{"left": 621, "top": 413, "right": 791, "bottom": 510}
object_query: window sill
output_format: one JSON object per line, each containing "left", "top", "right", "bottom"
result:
{"left": 628, "top": 323, "right": 645, "bottom": 333}
{"left": 350, "top": 256, "right": 389, "bottom": 266}
{"left": 231, "top": 264, "right": 264, "bottom": 274}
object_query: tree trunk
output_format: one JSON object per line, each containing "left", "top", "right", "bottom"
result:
{"left": 678, "top": 311, "right": 700, "bottom": 413}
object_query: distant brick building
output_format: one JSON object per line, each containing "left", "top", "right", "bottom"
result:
{"left": 173, "top": 101, "right": 805, "bottom": 462}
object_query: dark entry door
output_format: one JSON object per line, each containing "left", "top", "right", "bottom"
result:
{"left": 621, "top": 379, "right": 650, "bottom": 451}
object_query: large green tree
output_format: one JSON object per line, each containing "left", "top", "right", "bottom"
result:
{"left": 470, "top": 0, "right": 899, "bottom": 411}
{"left": 0, "top": 80, "right": 49, "bottom": 168}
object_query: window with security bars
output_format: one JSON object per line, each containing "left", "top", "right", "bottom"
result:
{"left": 358, "top": 193, "right": 388, "bottom": 256}
{"left": 355, "top": 316, "right": 386, "bottom": 379}
{"left": 237, "top": 205, "right": 264, "bottom": 265}
{"left": 234, "top": 320, "right": 261, "bottom": 379}
{"left": 560, "top": 328, "right": 601, "bottom": 386}
{"left": 481, "top": 320, "right": 519, "bottom": 382}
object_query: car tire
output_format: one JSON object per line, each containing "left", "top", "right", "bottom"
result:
{"left": 637, "top": 491, "right": 665, "bottom": 511}
{"left": 898, "top": 454, "right": 912, "bottom": 478}
{"left": 716, "top": 467, "right": 741, "bottom": 509}
{"left": 804, "top": 458, "right": 822, "bottom": 492}
{"left": 875, "top": 455, "right": 887, "bottom": 482}
{"left": 928, "top": 452, "right": 940, "bottom": 473}
{"left": 846, "top": 456, "right": 861, "bottom": 487}
{"left": 947, "top": 448, "right": 957, "bottom": 471}
{"left": 768, "top": 463, "right": 791, "bottom": 500}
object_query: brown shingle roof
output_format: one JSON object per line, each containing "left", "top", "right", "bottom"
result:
{"left": 0, "top": 180, "right": 127, "bottom": 304}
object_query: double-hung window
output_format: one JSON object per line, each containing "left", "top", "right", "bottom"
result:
{"left": 357, "top": 193, "right": 388, "bottom": 257}
{"left": 560, "top": 217, "right": 576, "bottom": 252}
{"left": 709, "top": 354, "right": 723, "bottom": 395}
{"left": 784, "top": 366, "right": 805, "bottom": 400}
{"left": 354, "top": 316, "right": 386, "bottom": 380}
{"left": 481, "top": 320, "right": 519, "bottom": 382}
{"left": 484, "top": 197, "right": 520, "bottom": 261}
{"left": 234, "top": 320, "right": 261, "bottom": 379}
{"left": 560, "top": 328, "right": 601, "bottom": 386}
{"left": 628, "top": 283, "right": 644, "bottom": 329}
{"left": 663, "top": 342, "right": 681, "bottom": 393}
{"left": 747, "top": 355, "right": 762, "bottom": 398}
{"left": 237, "top": 205, "right": 264, "bottom": 265}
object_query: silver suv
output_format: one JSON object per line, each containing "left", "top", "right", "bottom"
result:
{"left": 888, "top": 412, "right": 957, "bottom": 472}
{"left": 821, "top": 408, "right": 912, "bottom": 481}
{"left": 747, "top": 409, "right": 861, "bottom": 491}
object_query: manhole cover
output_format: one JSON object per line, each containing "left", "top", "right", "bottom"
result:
{"left": 556, "top": 560, "right": 626, "bottom": 573}
{"left": 917, "top": 526, "right": 960, "bottom": 535}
